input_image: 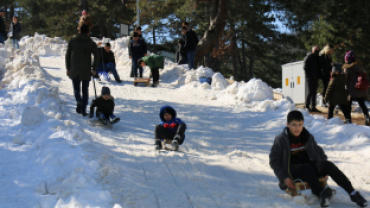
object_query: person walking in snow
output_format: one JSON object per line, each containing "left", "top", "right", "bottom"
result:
{"left": 89, "top": 86, "right": 120, "bottom": 125}
{"left": 176, "top": 38, "right": 188, "bottom": 65}
{"left": 138, "top": 54, "right": 164, "bottom": 88}
{"left": 0, "top": 9, "right": 6, "bottom": 44}
{"left": 343, "top": 51, "right": 370, "bottom": 126}
{"left": 269, "top": 110, "right": 368, "bottom": 207}
{"left": 324, "top": 63, "right": 352, "bottom": 123}
{"left": 9, "top": 16, "right": 22, "bottom": 49}
{"left": 96, "top": 42, "right": 121, "bottom": 83}
{"left": 319, "top": 44, "right": 334, "bottom": 106}
{"left": 154, "top": 105, "right": 187, "bottom": 151}
{"left": 182, "top": 22, "right": 198, "bottom": 69}
{"left": 128, "top": 32, "right": 147, "bottom": 78}
{"left": 77, "top": 10, "right": 93, "bottom": 34}
{"left": 66, "top": 24, "right": 99, "bottom": 116}
{"left": 304, "top": 45, "right": 321, "bottom": 112}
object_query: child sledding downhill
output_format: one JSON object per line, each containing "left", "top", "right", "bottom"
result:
{"left": 154, "top": 105, "right": 187, "bottom": 151}
{"left": 269, "top": 110, "right": 368, "bottom": 207}
{"left": 89, "top": 86, "right": 120, "bottom": 125}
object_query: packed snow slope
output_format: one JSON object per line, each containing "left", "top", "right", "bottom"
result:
{"left": 0, "top": 34, "right": 370, "bottom": 208}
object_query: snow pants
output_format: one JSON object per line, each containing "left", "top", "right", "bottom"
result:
{"left": 290, "top": 160, "right": 354, "bottom": 197}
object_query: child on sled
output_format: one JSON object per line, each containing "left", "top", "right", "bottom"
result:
{"left": 89, "top": 86, "right": 120, "bottom": 125}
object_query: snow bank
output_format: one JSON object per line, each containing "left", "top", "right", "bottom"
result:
{"left": 19, "top": 33, "right": 68, "bottom": 56}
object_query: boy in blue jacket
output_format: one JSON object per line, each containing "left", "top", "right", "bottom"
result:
{"left": 269, "top": 110, "right": 367, "bottom": 207}
{"left": 154, "top": 105, "right": 187, "bottom": 151}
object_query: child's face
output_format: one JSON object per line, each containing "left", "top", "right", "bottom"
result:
{"left": 140, "top": 62, "right": 146, "bottom": 67}
{"left": 163, "top": 113, "right": 172, "bottom": 121}
{"left": 102, "top": 94, "right": 110, "bottom": 100}
{"left": 286, "top": 120, "right": 304, "bottom": 137}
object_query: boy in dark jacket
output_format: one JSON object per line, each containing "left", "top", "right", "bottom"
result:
{"left": 154, "top": 105, "right": 187, "bottom": 151}
{"left": 89, "top": 86, "right": 120, "bottom": 125}
{"left": 324, "top": 63, "right": 352, "bottom": 122}
{"left": 269, "top": 110, "right": 367, "bottom": 207}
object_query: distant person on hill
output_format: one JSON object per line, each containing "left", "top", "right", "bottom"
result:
{"left": 66, "top": 24, "right": 99, "bottom": 116}
{"left": 129, "top": 26, "right": 144, "bottom": 77}
{"left": 319, "top": 44, "right": 334, "bottom": 106}
{"left": 138, "top": 54, "right": 164, "bottom": 88}
{"left": 96, "top": 42, "right": 121, "bottom": 83}
{"left": 77, "top": 10, "right": 93, "bottom": 34}
{"left": 324, "top": 63, "right": 352, "bottom": 123}
{"left": 0, "top": 10, "right": 6, "bottom": 44}
{"left": 343, "top": 51, "right": 370, "bottom": 126}
{"left": 128, "top": 32, "right": 147, "bottom": 78}
{"left": 154, "top": 105, "right": 187, "bottom": 151}
{"left": 176, "top": 39, "right": 188, "bottom": 65}
{"left": 303, "top": 45, "right": 321, "bottom": 112}
{"left": 182, "top": 22, "right": 198, "bottom": 69}
{"left": 269, "top": 110, "right": 368, "bottom": 207}
{"left": 9, "top": 16, "right": 22, "bottom": 49}
{"left": 89, "top": 86, "right": 120, "bottom": 125}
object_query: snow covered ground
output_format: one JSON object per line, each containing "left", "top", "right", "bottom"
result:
{"left": 1, "top": 34, "right": 370, "bottom": 208}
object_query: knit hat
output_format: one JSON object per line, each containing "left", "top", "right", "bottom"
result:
{"left": 101, "top": 86, "right": 110, "bottom": 95}
{"left": 345, "top": 50, "right": 356, "bottom": 63}
{"left": 332, "top": 63, "right": 343, "bottom": 73}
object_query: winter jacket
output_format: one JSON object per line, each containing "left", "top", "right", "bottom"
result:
{"left": 0, "top": 17, "right": 6, "bottom": 37}
{"left": 159, "top": 105, "right": 186, "bottom": 136}
{"left": 9, "top": 22, "right": 22, "bottom": 40}
{"left": 324, "top": 73, "right": 350, "bottom": 106}
{"left": 319, "top": 54, "right": 332, "bottom": 77}
{"left": 269, "top": 127, "right": 327, "bottom": 189}
{"left": 183, "top": 30, "right": 198, "bottom": 52}
{"left": 90, "top": 96, "right": 115, "bottom": 115}
{"left": 77, "top": 15, "right": 93, "bottom": 32}
{"left": 303, "top": 52, "right": 320, "bottom": 78}
{"left": 98, "top": 48, "right": 115, "bottom": 65}
{"left": 65, "top": 34, "right": 99, "bottom": 81}
{"left": 142, "top": 55, "right": 165, "bottom": 69}
{"left": 128, "top": 38, "right": 147, "bottom": 57}
{"left": 343, "top": 62, "right": 369, "bottom": 100}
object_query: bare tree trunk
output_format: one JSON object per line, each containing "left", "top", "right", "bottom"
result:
{"left": 230, "top": 20, "right": 238, "bottom": 79}
{"left": 248, "top": 54, "right": 254, "bottom": 79}
{"left": 241, "top": 23, "right": 247, "bottom": 81}
{"left": 203, "top": 1, "right": 211, "bottom": 67}
{"left": 80, "top": 0, "right": 89, "bottom": 12}
{"left": 152, "top": 25, "right": 156, "bottom": 52}
{"left": 194, "top": 0, "right": 227, "bottom": 64}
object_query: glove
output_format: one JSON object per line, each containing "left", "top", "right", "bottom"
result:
{"left": 89, "top": 113, "right": 94, "bottom": 118}
{"left": 163, "top": 123, "right": 170, "bottom": 128}
{"left": 169, "top": 123, "right": 178, "bottom": 129}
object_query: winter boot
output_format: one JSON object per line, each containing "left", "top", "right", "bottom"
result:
{"left": 172, "top": 134, "right": 180, "bottom": 151}
{"left": 320, "top": 187, "right": 333, "bottom": 207}
{"left": 351, "top": 191, "right": 368, "bottom": 207}
{"left": 154, "top": 139, "right": 162, "bottom": 151}
{"left": 365, "top": 118, "right": 370, "bottom": 126}
{"left": 344, "top": 119, "right": 352, "bottom": 124}
{"left": 99, "top": 114, "right": 108, "bottom": 125}
{"left": 76, "top": 102, "right": 82, "bottom": 114}
{"left": 109, "top": 115, "right": 120, "bottom": 125}
{"left": 151, "top": 81, "right": 159, "bottom": 88}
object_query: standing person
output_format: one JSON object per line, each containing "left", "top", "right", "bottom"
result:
{"left": 128, "top": 32, "right": 147, "bottom": 78}
{"left": 343, "top": 51, "right": 370, "bottom": 126}
{"left": 324, "top": 63, "right": 352, "bottom": 123}
{"left": 0, "top": 10, "right": 6, "bottom": 44}
{"left": 303, "top": 45, "right": 321, "bottom": 112}
{"left": 9, "top": 16, "right": 22, "bottom": 49}
{"left": 66, "top": 24, "right": 99, "bottom": 116}
{"left": 129, "top": 26, "right": 144, "bottom": 77}
{"left": 269, "top": 110, "right": 368, "bottom": 207}
{"left": 77, "top": 10, "right": 93, "bottom": 34}
{"left": 182, "top": 22, "right": 198, "bottom": 69}
{"left": 176, "top": 39, "right": 188, "bottom": 65}
{"left": 138, "top": 54, "right": 165, "bottom": 88}
{"left": 319, "top": 44, "right": 334, "bottom": 106}
{"left": 96, "top": 42, "right": 121, "bottom": 83}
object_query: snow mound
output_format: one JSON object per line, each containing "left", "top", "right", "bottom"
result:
{"left": 235, "top": 78, "right": 274, "bottom": 103}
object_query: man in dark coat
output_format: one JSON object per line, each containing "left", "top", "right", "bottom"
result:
{"left": 66, "top": 24, "right": 99, "bottom": 116}
{"left": 182, "top": 22, "right": 198, "bottom": 69}
{"left": 129, "top": 26, "right": 143, "bottom": 77}
{"left": 0, "top": 10, "right": 6, "bottom": 44}
{"left": 303, "top": 45, "right": 321, "bottom": 112}
{"left": 96, "top": 42, "right": 121, "bottom": 83}
{"left": 128, "top": 32, "right": 147, "bottom": 78}
{"left": 9, "top": 16, "right": 22, "bottom": 49}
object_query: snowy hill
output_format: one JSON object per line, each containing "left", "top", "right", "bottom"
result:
{"left": 0, "top": 34, "right": 370, "bottom": 208}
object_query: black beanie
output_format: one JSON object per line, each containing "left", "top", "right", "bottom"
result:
{"left": 101, "top": 86, "right": 110, "bottom": 95}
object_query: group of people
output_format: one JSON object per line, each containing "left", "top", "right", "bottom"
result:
{"left": 176, "top": 22, "right": 199, "bottom": 69}
{"left": 0, "top": 9, "right": 22, "bottom": 49}
{"left": 304, "top": 45, "right": 369, "bottom": 125}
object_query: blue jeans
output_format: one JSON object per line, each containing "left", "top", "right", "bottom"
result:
{"left": 12, "top": 39, "right": 19, "bottom": 49}
{"left": 187, "top": 50, "right": 196, "bottom": 69}
{"left": 132, "top": 56, "right": 143, "bottom": 77}
{"left": 96, "top": 62, "right": 120, "bottom": 81}
{"left": 0, "top": 34, "right": 4, "bottom": 44}
{"left": 72, "top": 77, "right": 90, "bottom": 113}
